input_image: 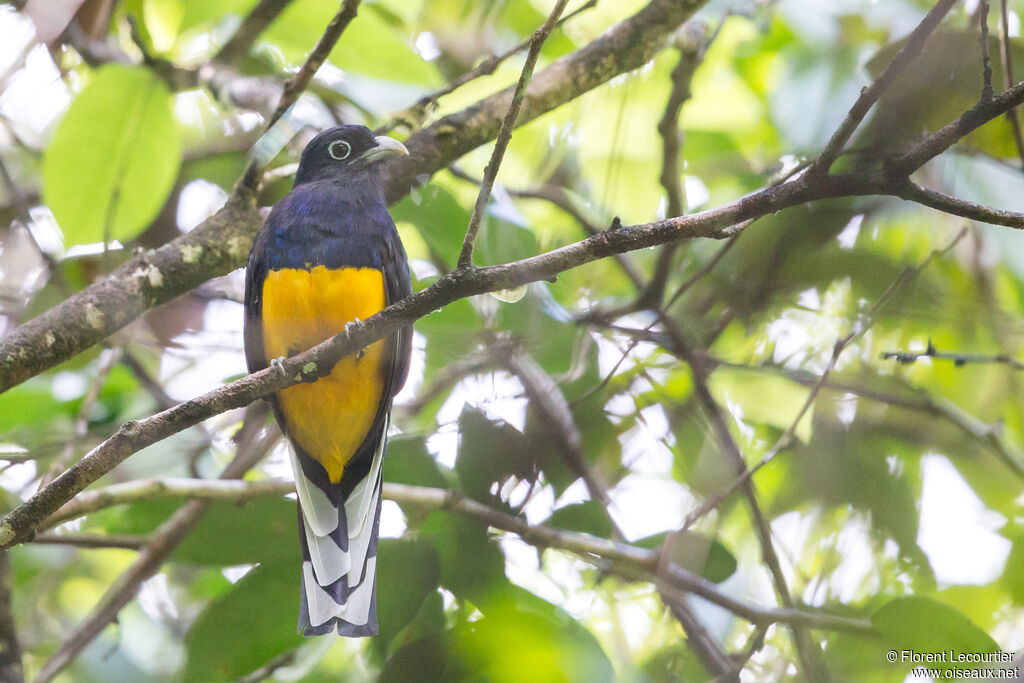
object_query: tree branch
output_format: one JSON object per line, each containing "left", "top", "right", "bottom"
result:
{"left": 0, "top": 0, "right": 708, "bottom": 395}
{"left": 377, "top": 0, "right": 598, "bottom": 135}
{"left": 997, "top": 0, "right": 1024, "bottom": 168}
{"left": 808, "top": 0, "right": 959, "bottom": 177}
{"left": 637, "top": 23, "right": 709, "bottom": 310}
{"left": 0, "top": 552, "right": 21, "bottom": 683}
{"left": 9, "top": 68, "right": 1024, "bottom": 548}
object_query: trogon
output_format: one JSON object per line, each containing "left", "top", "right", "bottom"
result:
{"left": 243, "top": 125, "right": 412, "bottom": 636}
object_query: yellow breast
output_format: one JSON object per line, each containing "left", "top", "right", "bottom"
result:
{"left": 261, "top": 265, "right": 388, "bottom": 483}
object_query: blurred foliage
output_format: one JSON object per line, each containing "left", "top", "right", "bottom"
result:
{"left": 1, "top": 0, "right": 1024, "bottom": 681}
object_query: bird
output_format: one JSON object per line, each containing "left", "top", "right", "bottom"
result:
{"left": 243, "top": 124, "right": 412, "bottom": 636}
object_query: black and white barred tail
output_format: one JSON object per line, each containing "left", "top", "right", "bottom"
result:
{"left": 289, "top": 415, "right": 388, "bottom": 637}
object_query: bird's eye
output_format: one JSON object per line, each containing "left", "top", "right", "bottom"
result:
{"left": 328, "top": 140, "right": 351, "bottom": 160}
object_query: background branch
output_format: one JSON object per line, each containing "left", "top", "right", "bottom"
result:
{"left": 457, "top": 0, "right": 569, "bottom": 268}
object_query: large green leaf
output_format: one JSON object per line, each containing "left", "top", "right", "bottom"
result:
{"left": 43, "top": 65, "right": 182, "bottom": 246}
{"left": 635, "top": 531, "right": 737, "bottom": 584}
{"left": 456, "top": 407, "right": 536, "bottom": 503}
{"left": 93, "top": 496, "right": 296, "bottom": 567}
{"left": 184, "top": 560, "right": 302, "bottom": 681}
{"left": 453, "top": 587, "right": 614, "bottom": 683}
{"left": 265, "top": 0, "right": 440, "bottom": 85}
{"left": 419, "top": 511, "right": 508, "bottom": 604}
{"left": 872, "top": 596, "right": 1000, "bottom": 674}
{"left": 375, "top": 538, "right": 441, "bottom": 649}
{"left": 545, "top": 502, "right": 614, "bottom": 539}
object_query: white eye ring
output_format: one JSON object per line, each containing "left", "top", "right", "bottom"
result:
{"left": 328, "top": 140, "right": 351, "bottom": 160}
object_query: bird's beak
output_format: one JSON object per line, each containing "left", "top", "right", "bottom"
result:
{"left": 360, "top": 136, "right": 409, "bottom": 163}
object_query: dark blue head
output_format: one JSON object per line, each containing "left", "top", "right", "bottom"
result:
{"left": 293, "top": 125, "right": 408, "bottom": 186}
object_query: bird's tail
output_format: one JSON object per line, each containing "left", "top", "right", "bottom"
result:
{"left": 288, "top": 416, "right": 387, "bottom": 637}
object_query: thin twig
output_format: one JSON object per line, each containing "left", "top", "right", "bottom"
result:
{"left": 457, "top": 0, "right": 570, "bottom": 268}
{"left": 32, "top": 533, "right": 146, "bottom": 550}
{"left": 448, "top": 165, "right": 647, "bottom": 287}
{"left": 712, "top": 358, "right": 1024, "bottom": 481}
{"left": 38, "top": 346, "right": 123, "bottom": 489}
{"left": 638, "top": 24, "right": 711, "bottom": 310}
{"left": 808, "top": 0, "right": 959, "bottom": 177}
{"left": 214, "top": 0, "right": 295, "bottom": 65}
{"left": 237, "top": 0, "right": 362, "bottom": 190}
{"left": 882, "top": 339, "right": 1024, "bottom": 370}
{"left": 998, "top": 0, "right": 1024, "bottom": 169}
{"left": 376, "top": 0, "right": 598, "bottom": 135}
{"left": 502, "top": 349, "right": 622, "bottom": 537}
{"left": 236, "top": 651, "right": 297, "bottom": 683}
{"left": 980, "top": 1, "right": 995, "bottom": 101}
{"left": 42, "top": 476, "right": 293, "bottom": 530}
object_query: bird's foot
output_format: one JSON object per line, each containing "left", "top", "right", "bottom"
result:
{"left": 269, "top": 356, "right": 288, "bottom": 376}
{"left": 345, "top": 317, "right": 362, "bottom": 335}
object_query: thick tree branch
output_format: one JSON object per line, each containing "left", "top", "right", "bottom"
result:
{"left": 0, "top": 0, "right": 707, "bottom": 395}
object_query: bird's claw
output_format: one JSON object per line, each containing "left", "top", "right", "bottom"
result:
{"left": 345, "top": 317, "right": 362, "bottom": 334}
{"left": 270, "top": 356, "right": 287, "bottom": 376}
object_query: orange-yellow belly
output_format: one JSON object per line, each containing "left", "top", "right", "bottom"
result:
{"left": 261, "top": 265, "right": 387, "bottom": 483}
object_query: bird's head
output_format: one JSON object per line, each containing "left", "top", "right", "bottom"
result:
{"left": 293, "top": 125, "right": 408, "bottom": 186}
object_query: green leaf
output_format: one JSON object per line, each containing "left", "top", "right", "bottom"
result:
{"left": 391, "top": 184, "right": 470, "bottom": 268}
{"left": 184, "top": 560, "right": 302, "bottom": 681}
{"left": 265, "top": 0, "right": 440, "bottom": 85}
{"left": 43, "top": 65, "right": 182, "bottom": 246}
{"left": 375, "top": 539, "right": 441, "bottom": 648}
{"left": 419, "top": 511, "right": 508, "bottom": 603}
{"left": 94, "top": 497, "right": 297, "bottom": 567}
{"left": 380, "top": 634, "right": 451, "bottom": 682}
{"left": 871, "top": 597, "right": 1000, "bottom": 673}
{"left": 383, "top": 435, "right": 448, "bottom": 489}
{"left": 173, "top": 497, "right": 297, "bottom": 566}
{"left": 641, "top": 642, "right": 712, "bottom": 683}
{"left": 454, "top": 587, "right": 614, "bottom": 683}
{"left": 545, "top": 502, "right": 613, "bottom": 539}
{"left": 1002, "top": 532, "right": 1024, "bottom": 605}
{"left": 456, "top": 407, "right": 536, "bottom": 503}
{"left": 635, "top": 532, "right": 737, "bottom": 584}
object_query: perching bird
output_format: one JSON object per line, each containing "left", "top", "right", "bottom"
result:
{"left": 243, "top": 125, "right": 412, "bottom": 636}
